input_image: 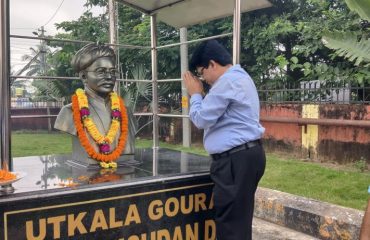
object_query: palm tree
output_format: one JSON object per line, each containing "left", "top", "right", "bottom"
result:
{"left": 21, "top": 45, "right": 51, "bottom": 76}
{"left": 20, "top": 44, "right": 70, "bottom": 103}
{"left": 121, "top": 64, "right": 175, "bottom": 136}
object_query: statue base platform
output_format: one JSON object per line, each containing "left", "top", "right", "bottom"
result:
{"left": 70, "top": 136, "right": 137, "bottom": 169}
{"left": 67, "top": 154, "right": 139, "bottom": 170}
{"left": 1, "top": 148, "right": 214, "bottom": 240}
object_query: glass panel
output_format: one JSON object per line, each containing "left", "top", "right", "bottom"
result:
{"left": 6, "top": 0, "right": 212, "bottom": 196}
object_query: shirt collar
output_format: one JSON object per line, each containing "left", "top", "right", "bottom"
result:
{"left": 226, "top": 64, "right": 240, "bottom": 73}
{"left": 212, "top": 64, "right": 239, "bottom": 87}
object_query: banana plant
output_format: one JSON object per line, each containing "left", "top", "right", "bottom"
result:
{"left": 345, "top": 0, "right": 370, "bottom": 20}
{"left": 322, "top": 0, "right": 370, "bottom": 67}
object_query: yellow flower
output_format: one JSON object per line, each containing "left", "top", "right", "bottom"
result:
{"left": 100, "top": 162, "right": 110, "bottom": 168}
{"left": 109, "top": 162, "right": 117, "bottom": 168}
{"left": 106, "top": 120, "right": 120, "bottom": 143}
{"left": 76, "top": 88, "right": 84, "bottom": 95}
{"left": 76, "top": 90, "right": 89, "bottom": 109}
{"left": 110, "top": 94, "right": 121, "bottom": 110}
{"left": 74, "top": 89, "right": 124, "bottom": 168}
{"left": 83, "top": 118, "right": 105, "bottom": 143}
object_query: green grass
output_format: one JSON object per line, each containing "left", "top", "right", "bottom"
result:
{"left": 12, "top": 131, "right": 72, "bottom": 157}
{"left": 10, "top": 132, "right": 370, "bottom": 210}
{"left": 260, "top": 155, "right": 369, "bottom": 210}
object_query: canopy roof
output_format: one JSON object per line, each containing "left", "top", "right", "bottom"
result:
{"left": 116, "top": 0, "right": 272, "bottom": 28}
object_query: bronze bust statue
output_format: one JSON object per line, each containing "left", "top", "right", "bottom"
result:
{"left": 54, "top": 43, "right": 135, "bottom": 168}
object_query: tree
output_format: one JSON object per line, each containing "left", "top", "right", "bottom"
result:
{"left": 51, "top": 1, "right": 182, "bottom": 103}
{"left": 321, "top": 0, "right": 370, "bottom": 102}
{"left": 33, "top": 10, "right": 108, "bottom": 103}
{"left": 21, "top": 45, "right": 50, "bottom": 76}
{"left": 17, "top": 44, "right": 65, "bottom": 102}
{"left": 36, "top": 0, "right": 369, "bottom": 104}
{"left": 322, "top": 0, "right": 370, "bottom": 77}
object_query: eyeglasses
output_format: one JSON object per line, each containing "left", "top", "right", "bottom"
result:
{"left": 87, "top": 68, "right": 119, "bottom": 78}
{"left": 196, "top": 67, "right": 206, "bottom": 80}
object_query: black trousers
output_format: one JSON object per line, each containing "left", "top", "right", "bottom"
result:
{"left": 210, "top": 144, "right": 266, "bottom": 240}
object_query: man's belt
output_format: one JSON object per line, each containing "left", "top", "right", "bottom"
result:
{"left": 211, "top": 139, "right": 261, "bottom": 160}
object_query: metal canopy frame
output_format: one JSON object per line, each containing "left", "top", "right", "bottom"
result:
{"left": 0, "top": 0, "right": 271, "bottom": 190}
{"left": 116, "top": 0, "right": 273, "bottom": 157}
{"left": 118, "top": 0, "right": 187, "bottom": 15}
{"left": 116, "top": 0, "right": 272, "bottom": 28}
{"left": 115, "top": 0, "right": 271, "bottom": 174}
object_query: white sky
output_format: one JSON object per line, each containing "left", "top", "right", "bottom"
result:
{"left": 10, "top": 0, "right": 104, "bottom": 36}
{"left": 10, "top": 0, "right": 104, "bottom": 71}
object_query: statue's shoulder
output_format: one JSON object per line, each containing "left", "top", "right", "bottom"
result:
{"left": 54, "top": 103, "right": 76, "bottom": 135}
{"left": 59, "top": 103, "right": 73, "bottom": 112}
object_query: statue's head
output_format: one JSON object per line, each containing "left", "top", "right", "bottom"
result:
{"left": 71, "top": 43, "right": 117, "bottom": 97}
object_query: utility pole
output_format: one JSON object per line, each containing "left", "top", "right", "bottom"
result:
{"left": 38, "top": 26, "right": 52, "bottom": 132}
{"left": 39, "top": 26, "right": 46, "bottom": 74}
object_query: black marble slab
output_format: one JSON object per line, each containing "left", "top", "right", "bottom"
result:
{"left": 3, "top": 148, "right": 211, "bottom": 197}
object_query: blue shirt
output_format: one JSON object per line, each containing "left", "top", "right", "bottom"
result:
{"left": 189, "top": 64, "right": 265, "bottom": 154}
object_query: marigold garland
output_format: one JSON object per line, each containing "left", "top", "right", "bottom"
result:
{"left": 76, "top": 89, "right": 121, "bottom": 145}
{"left": 0, "top": 169, "right": 16, "bottom": 182}
{"left": 72, "top": 89, "right": 128, "bottom": 167}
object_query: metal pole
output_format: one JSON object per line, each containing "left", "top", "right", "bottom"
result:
{"left": 0, "top": 0, "right": 14, "bottom": 193}
{"left": 151, "top": 15, "right": 159, "bottom": 176}
{"left": 157, "top": 32, "right": 233, "bottom": 49}
{"left": 108, "top": 0, "right": 117, "bottom": 50}
{"left": 108, "top": 0, "right": 120, "bottom": 93}
{"left": 180, "top": 27, "right": 191, "bottom": 147}
{"left": 158, "top": 114, "right": 189, "bottom": 118}
{"left": 11, "top": 34, "right": 150, "bottom": 49}
{"left": 157, "top": 78, "right": 182, "bottom": 82}
{"left": 233, "top": 0, "right": 241, "bottom": 64}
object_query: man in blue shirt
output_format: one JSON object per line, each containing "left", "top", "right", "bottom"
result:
{"left": 183, "top": 40, "right": 266, "bottom": 240}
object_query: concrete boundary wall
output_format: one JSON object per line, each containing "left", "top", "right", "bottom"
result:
{"left": 254, "top": 187, "right": 364, "bottom": 240}
{"left": 11, "top": 108, "right": 60, "bottom": 130}
{"left": 260, "top": 104, "right": 370, "bottom": 164}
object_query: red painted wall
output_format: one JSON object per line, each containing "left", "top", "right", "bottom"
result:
{"left": 318, "top": 105, "right": 370, "bottom": 163}
{"left": 260, "top": 104, "right": 302, "bottom": 147}
{"left": 260, "top": 104, "right": 370, "bottom": 164}
{"left": 11, "top": 108, "right": 60, "bottom": 131}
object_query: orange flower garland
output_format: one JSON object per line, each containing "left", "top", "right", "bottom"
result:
{"left": 0, "top": 169, "right": 16, "bottom": 181}
{"left": 72, "top": 91, "right": 128, "bottom": 167}
{"left": 76, "top": 89, "right": 121, "bottom": 145}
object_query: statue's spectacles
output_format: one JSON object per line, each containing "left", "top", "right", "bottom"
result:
{"left": 87, "top": 68, "right": 119, "bottom": 78}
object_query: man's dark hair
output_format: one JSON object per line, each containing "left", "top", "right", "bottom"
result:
{"left": 189, "top": 40, "right": 232, "bottom": 72}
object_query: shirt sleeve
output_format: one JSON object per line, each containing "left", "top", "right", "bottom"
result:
{"left": 189, "top": 79, "right": 232, "bottom": 129}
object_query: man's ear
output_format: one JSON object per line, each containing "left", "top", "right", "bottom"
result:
{"left": 79, "top": 71, "right": 87, "bottom": 84}
{"left": 209, "top": 60, "right": 216, "bottom": 69}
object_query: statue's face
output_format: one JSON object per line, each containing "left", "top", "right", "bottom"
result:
{"left": 83, "top": 57, "right": 116, "bottom": 97}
